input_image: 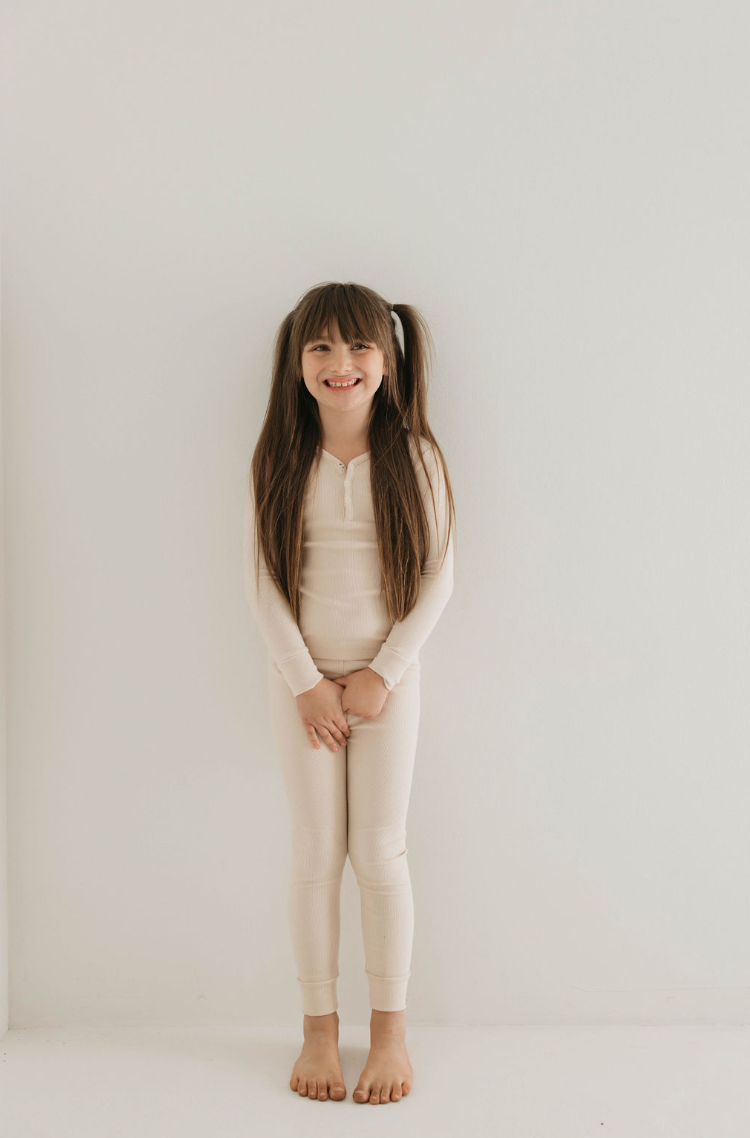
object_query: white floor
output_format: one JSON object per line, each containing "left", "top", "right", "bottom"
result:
{"left": 1, "top": 1023, "right": 749, "bottom": 1136}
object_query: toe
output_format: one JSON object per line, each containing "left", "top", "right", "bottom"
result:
{"left": 308, "top": 1078, "right": 318, "bottom": 1099}
{"left": 353, "top": 1083, "right": 370, "bottom": 1103}
{"left": 331, "top": 1082, "right": 346, "bottom": 1100}
{"left": 298, "top": 1078, "right": 308, "bottom": 1096}
{"left": 318, "top": 1082, "right": 328, "bottom": 1101}
{"left": 370, "top": 1083, "right": 382, "bottom": 1103}
{"left": 392, "top": 1084, "right": 402, "bottom": 1101}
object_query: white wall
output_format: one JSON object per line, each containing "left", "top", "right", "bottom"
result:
{"left": 1, "top": 0, "right": 748, "bottom": 1029}
{"left": 1, "top": 211, "right": 7, "bottom": 1034}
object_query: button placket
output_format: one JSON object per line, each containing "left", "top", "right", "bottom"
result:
{"left": 343, "top": 464, "right": 354, "bottom": 522}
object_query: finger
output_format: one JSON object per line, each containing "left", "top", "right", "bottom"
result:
{"left": 323, "top": 721, "right": 347, "bottom": 747}
{"left": 331, "top": 725, "right": 349, "bottom": 746}
{"left": 337, "top": 716, "right": 352, "bottom": 738}
{"left": 319, "top": 728, "right": 340, "bottom": 754}
{"left": 305, "top": 726, "right": 321, "bottom": 750}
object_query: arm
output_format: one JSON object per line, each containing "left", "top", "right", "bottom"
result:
{"left": 243, "top": 477, "right": 325, "bottom": 697}
{"left": 368, "top": 442, "right": 454, "bottom": 691}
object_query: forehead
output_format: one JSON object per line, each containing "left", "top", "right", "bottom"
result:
{"left": 307, "top": 324, "right": 349, "bottom": 343}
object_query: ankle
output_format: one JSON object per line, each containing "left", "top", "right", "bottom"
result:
{"left": 303, "top": 1010, "right": 339, "bottom": 1035}
{"left": 369, "top": 1009, "right": 406, "bottom": 1037}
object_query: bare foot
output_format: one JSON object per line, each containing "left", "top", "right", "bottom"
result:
{"left": 289, "top": 1010, "right": 346, "bottom": 1101}
{"left": 353, "top": 1009, "right": 413, "bottom": 1104}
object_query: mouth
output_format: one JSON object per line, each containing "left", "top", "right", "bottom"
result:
{"left": 324, "top": 377, "right": 361, "bottom": 389}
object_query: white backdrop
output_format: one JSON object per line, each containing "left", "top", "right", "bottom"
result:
{"left": 1, "top": 0, "right": 748, "bottom": 1029}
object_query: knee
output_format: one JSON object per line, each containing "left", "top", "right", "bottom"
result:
{"left": 290, "top": 823, "right": 347, "bottom": 881}
{"left": 347, "top": 825, "right": 409, "bottom": 882}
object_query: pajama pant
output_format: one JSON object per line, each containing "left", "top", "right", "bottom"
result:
{"left": 267, "top": 654, "right": 421, "bottom": 1016}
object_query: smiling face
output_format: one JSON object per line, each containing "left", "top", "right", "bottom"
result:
{"left": 301, "top": 318, "right": 385, "bottom": 413}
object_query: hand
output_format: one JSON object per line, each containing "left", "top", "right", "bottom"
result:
{"left": 331, "top": 667, "right": 388, "bottom": 719}
{"left": 296, "top": 678, "right": 352, "bottom": 754}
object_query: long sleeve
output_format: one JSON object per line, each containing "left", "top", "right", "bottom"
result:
{"left": 243, "top": 477, "right": 325, "bottom": 697}
{"left": 368, "top": 442, "right": 454, "bottom": 691}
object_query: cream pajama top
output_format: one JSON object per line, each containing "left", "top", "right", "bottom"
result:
{"left": 243, "top": 432, "right": 454, "bottom": 697}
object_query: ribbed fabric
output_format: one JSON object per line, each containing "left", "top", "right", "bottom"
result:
{"left": 243, "top": 432, "right": 454, "bottom": 1014}
{"left": 268, "top": 655, "right": 421, "bottom": 1014}
{"left": 243, "top": 434, "right": 454, "bottom": 695}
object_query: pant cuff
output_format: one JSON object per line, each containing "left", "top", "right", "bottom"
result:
{"left": 366, "top": 970, "right": 410, "bottom": 1011}
{"left": 298, "top": 975, "right": 338, "bottom": 1016}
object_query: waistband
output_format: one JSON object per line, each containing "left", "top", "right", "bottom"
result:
{"left": 267, "top": 654, "right": 420, "bottom": 682}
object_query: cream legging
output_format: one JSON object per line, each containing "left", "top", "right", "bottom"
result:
{"left": 267, "top": 654, "right": 421, "bottom": 1015}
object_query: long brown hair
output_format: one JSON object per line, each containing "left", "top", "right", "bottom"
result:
{"left": 248, "top": 280, "right": 456, "bottom": 623}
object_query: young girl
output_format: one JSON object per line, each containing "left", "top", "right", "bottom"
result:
{"left": 243, "top": 281, "right": 455, "bottom": 1105}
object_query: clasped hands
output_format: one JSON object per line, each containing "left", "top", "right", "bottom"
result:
{"left": 295, "top": 666, "right": 388, "bottom": 753}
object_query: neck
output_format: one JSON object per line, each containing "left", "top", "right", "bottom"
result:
{"left": 318, "top": 408, "right": 371, "bottom": 455}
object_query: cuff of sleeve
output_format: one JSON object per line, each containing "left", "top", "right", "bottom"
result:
{"left": 368, "top": 647, "right": 412, "bottom": 692}
{"left": 280, "top": 654, "right": 325, "bottom": 697}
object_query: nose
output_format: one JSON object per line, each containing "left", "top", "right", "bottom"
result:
{"left": 328, "top": 351, "right": 354, "bottom": 374}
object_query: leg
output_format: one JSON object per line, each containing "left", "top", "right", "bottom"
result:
{"left": 344, "top": 658, "right": 420, "bottom": 1103}
{"left": 267, "top": 658, "right": 348, "bottom": 1016}
{"left": 345, "top": 659, "right": 421, "bottom": 1012}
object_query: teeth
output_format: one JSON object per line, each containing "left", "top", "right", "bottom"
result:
{"left": 326, "top": 378, "right": 358, "bottom": 387}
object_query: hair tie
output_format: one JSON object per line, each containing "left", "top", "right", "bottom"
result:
{"left": 390, "top": 304, "right": 403, "bottom": 350}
